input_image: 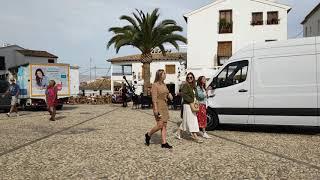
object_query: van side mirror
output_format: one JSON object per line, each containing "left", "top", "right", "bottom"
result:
{"left": 210, "top": 78, "right": 218, "bottom": 89}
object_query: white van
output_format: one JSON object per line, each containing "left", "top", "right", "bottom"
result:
{"left": 206, "top": 37, "right": 320, "bottom": 130}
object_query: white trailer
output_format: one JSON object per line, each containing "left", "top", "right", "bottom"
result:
{"left": 17, "top": 63, "right": 70, "bottom": 110}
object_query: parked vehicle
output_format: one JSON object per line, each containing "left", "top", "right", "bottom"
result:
{"left": 0, "top": 80, "right": 11, "bottom": 111}
{"left": 16, "top": 63, "right": 70, "bottom": 110}
{"left": 112, "top": 92, "right": 123, "bottom": 103}
{"left": 111, "top": 91, "right": 132, "bottom": 103}
{"left": 206, "top": 37, "right": 320, "bottom": 130}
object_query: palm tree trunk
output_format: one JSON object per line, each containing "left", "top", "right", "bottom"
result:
{"left": 141, "top": 53, "right": 152, "bottom": 95}
{"left": 142, "top": 63, "right": 151, "bottom": 95}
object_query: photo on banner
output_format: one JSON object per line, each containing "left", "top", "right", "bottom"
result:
{"left": 31, "top": 64, "right": 69, "bottom": 96}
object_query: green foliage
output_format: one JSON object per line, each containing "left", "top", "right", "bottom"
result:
{"left": 107, "top": 8, "right": 187, "bottom": 56}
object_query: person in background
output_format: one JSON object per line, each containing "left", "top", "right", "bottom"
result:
{"left": 122, "top": 83, "right": 128, "bottom": 107}
{"left": 46, "top": 80, "right": 57, "bottom": 121}
{"left": 3, "top": 78, "right": 20, "bottom": 117}
{"left": 145, "top": 69, "right": 173, "bottom": 149}
{"left": 196, "top": 76, "right": 212, "bottom": 139}
{"left": 175, "top": 72, "right": 203, "bottom": 143}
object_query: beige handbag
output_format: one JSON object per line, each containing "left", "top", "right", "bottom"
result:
{"left": 190, "top": 91, "right": 199, "bottom": 112}
{"left": 190, "top": 98, "right": 199, "bottom": 112}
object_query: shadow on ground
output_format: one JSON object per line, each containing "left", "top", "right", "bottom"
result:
{"left": 60, "top": 105, "right": 78, "bottom": 111}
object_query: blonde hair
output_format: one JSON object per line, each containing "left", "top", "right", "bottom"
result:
{"left": 48, "top": 80, "right": 56, "bottom": 88}
{"left": 154, "top": 69, "right": 165, "bottom": 83}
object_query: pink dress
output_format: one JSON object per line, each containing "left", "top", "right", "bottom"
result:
{"left": 47, "top": 87, "right": 57, "bottom": 107}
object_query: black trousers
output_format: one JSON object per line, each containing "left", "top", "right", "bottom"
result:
{"left": 122, "top": 96, "right": 127, "bottom": 107}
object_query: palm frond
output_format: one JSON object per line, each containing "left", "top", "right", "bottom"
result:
{"left": 107, "top": 8, "right": 187, "bottom": 54}
{"left": 120, "top": 15, "right": 139, "bottom": 30}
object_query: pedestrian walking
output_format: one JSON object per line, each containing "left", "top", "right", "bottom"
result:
{"left": 46, "top": 80, "right": 57, "bottom": 121}
{"left": 3, "top": 78, "right": 20, "bottom": 117}
{"left": 121, "top": 83, "right": 128, "bottom": 107}
{"left": 175, "top": 72, "right": 203, "bottom": 143}
{"left": 196, "top": 76, "right": 211, "bottom": 139}
{"left": 145, "top": 69, "right": 173, "bottom": 149}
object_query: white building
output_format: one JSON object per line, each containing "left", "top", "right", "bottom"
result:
{"left": 0, "top": 45, "right": 58, "bottom": 79}
{"left": 79, "top": 78, "right": 112, "bottom": 96}
{"left": 184, "top": 0, "right": 291, "bottom": 78}
{"left": 301, "top": 3, "right": 320, "bottom": 37}
{"left": 108, "top": 52, "right": 187, "bottom": 95}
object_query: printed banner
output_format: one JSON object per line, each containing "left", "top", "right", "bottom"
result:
{"left": 17, "top": 66, "right": 29, "bottom": 96}
{"left": 31, "top": 65, "right": 69, "bottom": 96}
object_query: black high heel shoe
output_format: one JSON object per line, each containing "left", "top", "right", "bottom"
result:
{"left": 145, "top": 133, "right": 151, "bottom": 146}
{"left": 161, "top": 143, "right": 173, "bottom": 149}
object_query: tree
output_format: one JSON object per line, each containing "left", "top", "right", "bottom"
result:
{"left": 107, "top": 8, "right": 187, "bottom": 94}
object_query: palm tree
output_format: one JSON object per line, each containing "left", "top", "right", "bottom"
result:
{"left": 107, "top": 8, "right": 187, "bottom": 94}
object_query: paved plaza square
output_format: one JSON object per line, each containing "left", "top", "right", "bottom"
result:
{"left": 0, "top": 104, "right": 319, "bottom": 179}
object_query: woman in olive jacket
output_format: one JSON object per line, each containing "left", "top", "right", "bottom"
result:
{"left": 175, "top": 72, "right": 202, "bottom": 143}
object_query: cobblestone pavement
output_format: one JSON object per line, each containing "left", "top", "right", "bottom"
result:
{"left": 0, "top": 104, "right": 320, "bottom": 179}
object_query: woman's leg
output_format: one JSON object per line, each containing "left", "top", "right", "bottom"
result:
{"left": 161, "top": 122, "right": 167, "bottom": 144}
{"left": 51, "top": 106, "right": 56, "bottom": 120}
{"left": 148, "top": 121, "right": 164, "bottom": 136}
{"left": 49, "top": 106, "right": 54, "bottom": 120}
{"left": 191, "top": 132, "right": 198, "bottom": 139}
{"left": 145, "top": 121, "right": 164, "bottom": 146}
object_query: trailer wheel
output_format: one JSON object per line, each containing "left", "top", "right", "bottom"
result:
{"left": 206, "top": 108, "right": 219, "bottom": 131}
{"left": 21, "top": 103, "right": 26, "bottom": 110}
{"left": 20, "top": 101, "right": 28, "bottom": 111}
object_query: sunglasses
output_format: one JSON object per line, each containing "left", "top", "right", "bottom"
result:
{"left": 187, "top": 76, "right": 193, "bottom": 79}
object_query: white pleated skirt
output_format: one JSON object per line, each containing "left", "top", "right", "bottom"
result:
{"left": 179, "top": 104, "right": 199, "bottom": 133}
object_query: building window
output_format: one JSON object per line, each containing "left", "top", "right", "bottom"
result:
{"left": 217, "top": 41, "right": 232, "bottom": 66}
{"left": 165, "top": 65, "right": 176, "bottom": 74}
{"left": 251, "top": 12, "right": 263, "bottom": 26}
{"left": 0, "top": 57, "right": 5, "bottom": 70}
{"left": 219, "top": 10, "right": 233, "bottom": 34}
{"left": 267, "top": 11, "right": 279, "bottom": 25}
{"left": 310, "top": 26, "right": 312, "bottom": 36}
{"left": 112, "top": 65, "right": 132, "bottom": 76}
{"left": 48, "top": 59, "right": 54, "bottom": 63}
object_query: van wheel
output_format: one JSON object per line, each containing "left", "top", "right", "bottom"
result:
{"left": 206, "top": 108, "right": 219, "bottom": 131}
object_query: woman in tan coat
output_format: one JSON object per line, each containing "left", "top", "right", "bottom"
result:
{"left": 145, "top": 69, "right": 173, "bottom": 149}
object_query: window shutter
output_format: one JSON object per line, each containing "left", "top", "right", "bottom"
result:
{"left": 217, "top": 42, "right": 232, "bottom": 57}
{"left": 165, "top": 65, "right": 176, "bottom": 74}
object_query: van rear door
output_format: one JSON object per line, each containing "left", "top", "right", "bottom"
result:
{"left": 316, "top": 37, "right": 320, "bottom": 126}
{"left": 209, "top": 60, "right": 251, "bottom": 124}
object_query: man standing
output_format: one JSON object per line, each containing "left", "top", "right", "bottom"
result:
{"left": 122, "top": 84, "right": 128, "bottom": 107}
{"left": 3, "top": 78, "right": 20, "bottom": 117}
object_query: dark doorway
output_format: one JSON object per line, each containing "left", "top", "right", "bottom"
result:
{"left": 166, "top": 84, "right": 175, "bottom": 95}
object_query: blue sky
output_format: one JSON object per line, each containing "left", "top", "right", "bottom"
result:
{"left": 0, "top": 0, "right": 319, "bottom": 77}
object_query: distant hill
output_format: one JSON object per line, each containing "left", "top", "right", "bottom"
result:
{"left": 79, "top": 75, "right": 110, "bottom": 83}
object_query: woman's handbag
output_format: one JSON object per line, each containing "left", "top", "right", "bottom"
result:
{"left": 190, "top": 101, "right": 199, "bottom": 112}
